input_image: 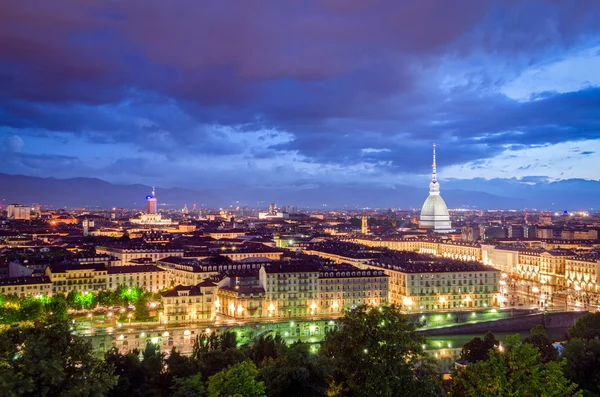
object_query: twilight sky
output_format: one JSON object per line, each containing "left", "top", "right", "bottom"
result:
{"left": 1, "top": 0, "right": 600, "bottom": 195}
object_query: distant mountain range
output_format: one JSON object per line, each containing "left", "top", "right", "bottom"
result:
{"left": 0, "top": 173, "right": 598, "bottom": 210}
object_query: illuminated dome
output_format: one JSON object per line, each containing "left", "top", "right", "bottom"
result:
{"left": 419, "top": 144, "right": 453, "bottom": 233}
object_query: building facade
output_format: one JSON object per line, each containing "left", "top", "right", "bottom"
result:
{"left": 45, "top": 263, "right": 108, "bottom": 294}
{"left": 95, "top": 246, "right": 184, "bottom": 265}
{"left": 0, "top": 276, "right": 52, "bottom": 297}
{"left": 362, "top": 256, "right": 500, "bottom": 312}
{"left": 160, "top": 281, "right": 217, "bottom": 323}
{"left": 107, "top": 265, "right": 168, "bottom": 293}
{"left": 317, "top": 265, "right": 388, "bottom": 315}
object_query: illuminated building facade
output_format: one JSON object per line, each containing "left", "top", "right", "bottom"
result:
{"left": 160, "top": 280, "right": 217, "bottom": 322}
{"left": 45, "top": 263, "right": 108, "bottom": 294}
{"left": 349, "top": 237, "right": 481, "bottom": 262}
{"left": 0, "top": 276, "right": 52, "bottom": 297}
{"left": 216, "top": 273, "right": 266, "bottom": 320}
{"left": 107, "top": 265, "right": 168, "bottom": 293}
{"left": 259, "top": 262, "right": 321, "bottom": 318}
{"left": 565, "top": 254, "right": 600, "bottom": 292}
{"left": 362, "top": 256, "right": 500, "bottom": 312}
{"left": 516, "top": 249, "right": 574, "bottom": 289}
{"left": 95, "top": 246, "right": 184, "bottom": 265}
{"left": 317, "top": 265, "right": 388, "bottom": 315}
{"left": 7, "top": 204, "right": 31, "bottom": 220}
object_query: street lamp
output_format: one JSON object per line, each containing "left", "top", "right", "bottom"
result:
{"left": 127, "top": 313, "right": 132, "bottom": 325}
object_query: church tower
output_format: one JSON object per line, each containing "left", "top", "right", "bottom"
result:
{"left": 361, "top": 214, "right": 369, "bottom": 235}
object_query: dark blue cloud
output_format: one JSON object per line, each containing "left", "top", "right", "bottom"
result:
{"left": 0, "top": 0, "right": 600, "bottom": 191}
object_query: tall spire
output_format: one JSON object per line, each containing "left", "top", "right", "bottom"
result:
{"left": 152, "top": 186, "right": 156, "bottom": 198}
{"left": 432, "top": 143, "right": 437, "bottom": 182}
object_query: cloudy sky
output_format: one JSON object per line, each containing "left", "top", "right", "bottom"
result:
{"left": 1, "top": 0, "right": 599, "bottom": 194}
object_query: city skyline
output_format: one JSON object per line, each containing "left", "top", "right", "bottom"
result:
{"left": 3, "top": 3, "right": 600, "bottom": 396}
{"left": 1, "top": 1, "right": 600, "bottom": 199}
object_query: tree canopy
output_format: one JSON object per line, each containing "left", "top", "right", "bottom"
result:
{"left": 568, "top": 313, "right": 600, "bottom": 341}
{"left": 460, "top": 331, "right": 499, "bottom": 363}
{"left": 0, "top": 322, "right": 117, "bottom": 397}
{"left": 207, "top": 360, "right": 266, "bottom": 397}
{"left": 321, "top": 304, "right": 441, "bottom": 397}
{"left": 451, "top": 334, "right": 582, "bottom": 397}
{"left": 523, "top": 325, "right": 558, "bottom": 363}
{"left": 563, "top": 337, "right": 600, "bottom": 397}
{"left": 259, "top": 341, "right": 330, "bottom": 397}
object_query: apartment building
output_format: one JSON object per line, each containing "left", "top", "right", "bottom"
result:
{"left": 516, "top": 249, "right": 574, "bottom": 289}
{"left": 259, "top": 262, "right": 321, "bottom": 318}
{"left": 216, "top": 271, "right": 266, "bottom": 319}
{"left": 0, "top": 276, "right": 52, "bottom": 297}
{"left": 45, "top": 263, "right": 108, "bottom": 294}
{"left": 565, "top": 253, "right": 600, "bottom": 292}
{"left": 160, "top": 280, "right": 217, "bottom": 322}
{"left": 364, "top": 254, "right": 500, "bottom": 312}
{"left": 348, "top": 237, "right": 481, "bottom": 262}
{"left": 95, "top": 246, "right": 184, "bottom": 265}
{"left": 107, "top": 265, "right": 168, "bottom": 293}
{"left": 317, "top": 265, "right": 389, "bottom": 315}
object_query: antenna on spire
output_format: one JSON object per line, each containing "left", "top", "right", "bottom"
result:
{"left": 152, "top": 186, "right": 155, "bottom": 197}
{"left": 432, "top": 143, "right": 437, "bottom": 181}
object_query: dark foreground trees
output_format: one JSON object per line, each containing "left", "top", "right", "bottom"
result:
{"left": 0, "top": 322, "right": 117, "bottom": 397}
{"left": 451, "top": 334, "right": 581, "bottom": 397}
{"left": 321, "top": 304, "right": 442, "bottom": 397}
{"left": 563, "top": 312, "right": 600, "bottom": 397}
{"left": 5, "top": 305, "right": 597, "bottom": 397}
{"left": 460, "top": 331, "right": 499, "bottom": 363}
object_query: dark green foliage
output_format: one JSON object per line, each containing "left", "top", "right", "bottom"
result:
{"left": 451, "top": 335, "right": 581, "bottom": 397}
{"left": 105, "top": 347, "right": 156, "bottom": 397}
{"left": 134, "top": 295, "right": 150, "bottom": 321}
{"left": 171, "top": 374, "right": 205, "bottom": 397}
{"left": 0, "top": 294, "right": 66, "bottom": 324}
{"left": 97, "top": 290, "right": 116, "bottom": 307}
{"left": 321, "top": 304, "right": 442, "bottom": 397}
{"left": 105, "top": 343, "right": 201, "bottom": 397}
{"left": 191, "top": 331, "right": 238, "bottom": 357}
{"left": 208, "top": 361, "right": 266, "bottom": 397}
{"left": 0, "top": 321, "right": 117, "bottom": 397}
{"left": 248, "top": 334, "right": 286, "bottom": 366}
{"left": 523, "top": 324, "right": 558, "bottom": 363}
{"left": 259, "top": 342, "right": 330, "bottom": 397}
{"left": 563, "top": 338, "right": 600, "bottom": 397}
{"left": 46, "top": 294, "right": 69, "bottom": 322}
{"left": 199, "top": 349, "right": 248, "bottom": 380}
{"left": 569, "top": 313, "right": 600, "bottom": 341}
{"left": 460, "top": 331, "right": 499, "bottom": 363}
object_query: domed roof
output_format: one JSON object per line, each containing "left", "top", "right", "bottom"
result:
{"left": 419, "top": 194, "right": 453, "bottom": 232}
{"left": 421, "top": 194, "right": 449, "bottom": 218}
{"left": 418, "top": 144, "right": 453, "bottom": 232}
